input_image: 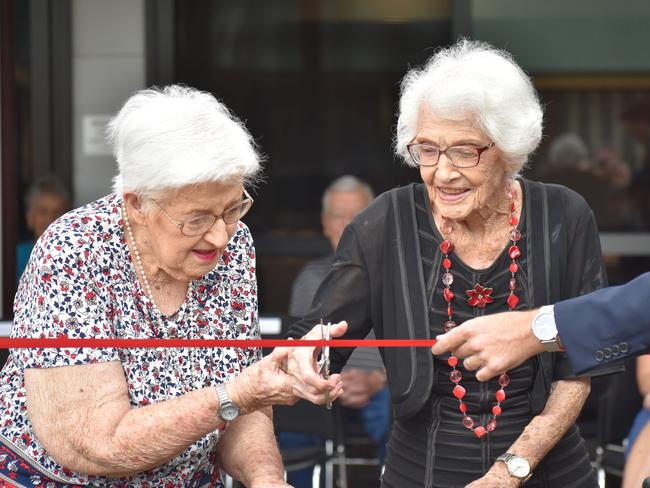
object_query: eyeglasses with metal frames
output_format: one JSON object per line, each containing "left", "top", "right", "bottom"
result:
{"left": 406, "top": 142, "right": 494, "bottom": 168}
{"left": 151, "top": 188, "right": 254, "bottom": 236}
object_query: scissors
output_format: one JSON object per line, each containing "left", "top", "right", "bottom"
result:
{"left": 317, "top": 319, "right": 333, "bottom": 409}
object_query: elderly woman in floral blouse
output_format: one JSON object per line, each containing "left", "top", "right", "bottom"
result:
{"left": 0, "top": 85, "right": 343, "bottom": 488}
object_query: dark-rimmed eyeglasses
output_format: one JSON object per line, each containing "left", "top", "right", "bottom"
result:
{"left": 151, "top": 188, "right": 254, "bottom": 236}
{"left": 406, "top": 142, "right": 494, "bottom": 168}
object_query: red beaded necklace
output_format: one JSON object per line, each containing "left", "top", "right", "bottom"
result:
{"left": 438, "top": 186, "right": 522, "bottom": 439}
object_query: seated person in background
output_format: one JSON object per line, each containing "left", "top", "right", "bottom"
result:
{"left": 279, "top": 175, "right": 390, "bottom": 487}
{"left": 16, "top": 175, "right": 70, "bottom": 281}
{"left": 620, "top": 97, "right": 650, "bottom": 230}
{"left": 623, "top": 355, "right": 650, "bottom": 488}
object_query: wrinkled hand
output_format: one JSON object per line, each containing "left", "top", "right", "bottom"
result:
{"left": 465, "top": 471, "right": 519, "bottom": 488}
{"left": 465, "top": 464, "right": 519, "bottom": 488}
{"left": 431, "top": 310, "right": 542, "bottom": 382}
{"left": 229, "top": 322, "right": 347, "bottom": 414}
{"left": 281, "top": 321, "right": 348, "bottom": 405}
{"left": 340, "top": 369, "right": 386, "bottom": 409}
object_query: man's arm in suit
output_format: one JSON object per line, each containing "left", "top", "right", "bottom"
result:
{"left": 555, "top": 272, "right": 650, "bottom": 375}
{"left": 432, "top": 272, "right": 650, "bottom": 380}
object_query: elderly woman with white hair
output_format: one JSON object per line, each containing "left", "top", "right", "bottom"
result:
{"left": 0, "top": 85, "right": 344, "bottom": 487}
{"left": 290, "top": 40, "right": 621, "bottom": 487}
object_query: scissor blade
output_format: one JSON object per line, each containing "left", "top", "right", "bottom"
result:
{"left": 318, "top": 358, "right": 329, "bottom": 376}
{"left": 324, "top": 322, "right": 332, "bottom": 409}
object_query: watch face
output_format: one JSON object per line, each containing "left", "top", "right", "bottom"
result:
{"left": 532, "top": 313, "right": 557, "bottom": 341}
{"left": 221, "top": 404, "right": 240, "bottom": 422}
{"left": 508, "top": 457, "right": 530, "bottom": 477}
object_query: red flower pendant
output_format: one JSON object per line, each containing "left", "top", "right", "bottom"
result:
{"left": 466, "top": 284, "right": 494, "bottom": 308}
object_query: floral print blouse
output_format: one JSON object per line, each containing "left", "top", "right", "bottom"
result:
{"left": 0, "top": 193, "right": 262, "bottom": 487}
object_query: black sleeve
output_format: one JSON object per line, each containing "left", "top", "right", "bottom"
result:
{"left": 287, "top": 225, "right": 374, "bottom": 372}
{"left": 552, "top": 190, "right": 617, "bottom": 380}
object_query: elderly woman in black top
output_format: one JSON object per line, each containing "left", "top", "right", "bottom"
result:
{"left": 290, "top": 40, "right": 620, "bottom": 487}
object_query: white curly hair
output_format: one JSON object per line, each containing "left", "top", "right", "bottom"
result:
{"left": 395, "top": 39, "right": 543, "bottom": 175}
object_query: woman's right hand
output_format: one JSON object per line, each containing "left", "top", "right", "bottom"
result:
{"left": 228, "top": 322, "right": 348, "bottom": 414}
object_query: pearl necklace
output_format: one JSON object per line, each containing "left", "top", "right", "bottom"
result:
{"left": 122, "top": 200, "right": 208, "bottom": 391}
{"left": 122, "top": 202, "right": 157, "bottom": 304}
{"left": 121, "top": 201, "right": 196, "bottom": 323}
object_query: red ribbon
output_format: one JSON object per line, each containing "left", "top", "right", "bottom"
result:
{"left": 0, "top": 338, "right": 437, "bottom": 349}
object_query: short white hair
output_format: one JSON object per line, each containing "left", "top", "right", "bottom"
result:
{"left": 108, "top": 85, "right": 262, "bottom": 198}
{"left": 395, "top": 39, "right": 543, "bottom": 175}
{"left": 322, "top": 175, "right": 374, "bottom": 214}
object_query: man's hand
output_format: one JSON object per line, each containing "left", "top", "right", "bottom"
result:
{"left": 431, "top": 310, "right": 543, "bottom": 381}
{"left": 340, "top": 368, "right": 386, "bottom": 409}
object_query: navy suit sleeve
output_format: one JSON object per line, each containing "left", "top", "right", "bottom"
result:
{"left": 555, "top": 272, "right": 650, "bottom": 375}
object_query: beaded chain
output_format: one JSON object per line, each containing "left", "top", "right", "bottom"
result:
{"left": 121, "top": 202, "right": 199, "bottom": 327}
{"left": 439, "top": 186, "right": 522, "bottom": 438}
{"left": 122, "top": 202, "right": 157, "bottom": 304}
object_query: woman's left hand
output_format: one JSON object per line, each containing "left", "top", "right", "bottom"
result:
{"left": 228, "top": 321, "right": 347, "bottom": 413}
{"left": 279, "top": 321, "right": 349, "bottom": 404}
{"left": 465, "top": 466, "right": 520, "bottom": 488}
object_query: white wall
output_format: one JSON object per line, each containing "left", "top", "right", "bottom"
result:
{"left": 72, "top": 0, "right": 146, "bottom": 206}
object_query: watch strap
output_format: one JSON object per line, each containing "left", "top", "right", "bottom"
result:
{"left": 215, "top": 383, "right": 229, "bottom": 404}
{"left": 540, "top": 337, "right": 562, "bottom": 352}
{"left": 215, "top": 383, "right": 239, "bottom": 421}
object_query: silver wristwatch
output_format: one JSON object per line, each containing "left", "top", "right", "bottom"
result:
{"left": 215, "top": 383, "right": 240, "bottom": 422}
{"left": 496, "top": 452, "right": 532, "bottom": 482}
{"left": 531, "top": 305, "right": 563, "bottom": 352}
